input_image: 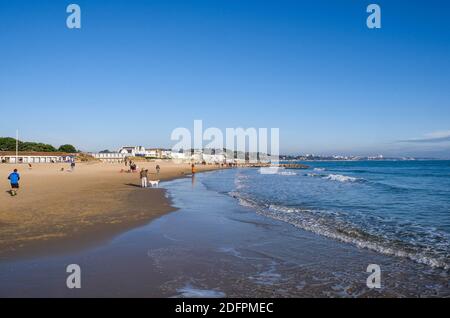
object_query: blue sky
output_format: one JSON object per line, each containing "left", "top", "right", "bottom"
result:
{"left": 1, "top": 0, "right": 449, "bottom": 157}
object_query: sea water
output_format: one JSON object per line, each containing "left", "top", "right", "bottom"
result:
{"left": 203, "top": 160, "right": 450, "bottom": 270}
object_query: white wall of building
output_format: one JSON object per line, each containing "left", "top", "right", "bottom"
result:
{"left": 90, "top": 152, "right": 127, "bottom": 163}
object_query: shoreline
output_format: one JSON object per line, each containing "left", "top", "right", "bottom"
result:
{"left": 0, "top": 161, "right": 224, "bottom": 260}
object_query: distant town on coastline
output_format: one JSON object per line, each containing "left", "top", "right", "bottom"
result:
{"left": 279, "top": 154, "right": 424, "bottom": 161}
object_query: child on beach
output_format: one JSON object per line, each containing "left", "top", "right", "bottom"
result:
{"left": 156, "top": 165, "right": 160, "bottom": 175}
{"left": 191, "top": 163, "right": 196, "bottom": 175}
{"left": 8, "top": 169, "right": 20, "bottom": 196}
{"left": 140, "top": 168, "right": 148, "bottom": 188}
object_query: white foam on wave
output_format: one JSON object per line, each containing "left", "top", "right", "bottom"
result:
{"left": 266, "top": 205, "right": 449, "bottom": 269}
{"left": 306, "top": 172, "right": 360, "bottom": 183}
{"left": 229, "top": 191, "right": 260, "bottom": 209}
{"left": 230, "top": 193, "right": 449, "bottom": 270}
{"left": 176, "top": 284, "right": 226, "bottom": 298}
{"left": 234, "top": 174, "right": 249, "bottom": 190}
{"left": 269, "top": 204, "right": 314, "bottom": 214}
{"left": 323, "top": 174, "right": 358, "bottom": 183}
{"left": 278, "top": 171, "right": 297, "bottom": 176}
{"left": 313, "top": 168, "right": 326, "bottom": 172}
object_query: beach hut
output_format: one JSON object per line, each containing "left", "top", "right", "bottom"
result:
{"left": 89, "top": 152, "right": 127, "bottom": 163}
{"left": 0, "top": 151, "right": 73, "bottom": 164}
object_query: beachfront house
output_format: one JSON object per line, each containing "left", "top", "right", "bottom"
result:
{"left": 169, "top": 149, "right": 227, "bottom": 164}
{"left": 191, "top": 149, "right": 204, "bottom": 163}
{"left": 118, "top": 146, "right": 146, "bottom": 157}
{"left": 144, "top": 148, "right": 173, "bottom": 159}
{"left": 0, "top": 151, "right": 74, "bottom": 164}
{"left": 144, "top": 148, "right": 161, "bottom": 159}
{"left": 171, "top": 151, "right": 191, "bottom": 162}
{"left": 161, "top": 149, "right": 172, "bottom": 159}
{"left": 202, "top": 153, "right": 226, "bottom": 164}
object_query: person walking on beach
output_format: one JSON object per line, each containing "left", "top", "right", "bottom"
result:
{"left": 156, "top": 164, "right": 160, "bottom": 175}
{"left": 140, "top": 168, "right": 148, "bottom": 188}
{"left": 191, "top": 163, "right": 196, "bottom": 175}
{"left": 8, "top": 169, "right": 20, "bottom": 196}
{"left": 70, "top": 160, "right": 76, "bottom": 172}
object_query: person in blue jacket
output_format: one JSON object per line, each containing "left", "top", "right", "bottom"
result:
{"left": 8, "top": 169, "right": 20, "bottom": 196}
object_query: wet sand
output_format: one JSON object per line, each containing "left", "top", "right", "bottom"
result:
{"left": 0, "top": 161, "right": 222, "bottom": 259}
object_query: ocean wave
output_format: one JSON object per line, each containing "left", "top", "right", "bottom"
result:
{"left": 234, "top": 173, "right": 249, "bottom": 190}
{"left": 313, "top": 168, "right": 326, "bottom": 172}
{"left": 229, "top": 192, "right": 449, "bottom": 270}
{"left": 323, "top": 174, "right": 359, "bottom": 183}
{"left": 176, "top": 284, "right": 226, "bottom": 298}
{"left": 257, "top": 167, "right": 298, "bottom": 176}
{"left": 268, "top": 204, "right": 315, "bottom": 214}
{"left": 278, "top": 171, "right": 297, "bottom": 176}
{"left": 229, "top": 191, "right": 260, "bottom": 209}
{"left": 306, "top": 172, "right": 361, "bottom": 183}
{"left": 258, "top": 167, "right": 282, "bottom": 174}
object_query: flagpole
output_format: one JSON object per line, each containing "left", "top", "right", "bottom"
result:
{"left": 16, "top": 129, "right": 19, "bottom": 164}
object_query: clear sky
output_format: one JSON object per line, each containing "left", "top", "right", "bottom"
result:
{"left": 1, "top": 0, "right": 449, "bottom": 157}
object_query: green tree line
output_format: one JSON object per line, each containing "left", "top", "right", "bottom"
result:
{"left": 0, "top": 137, "right": 78, "bottom": 153}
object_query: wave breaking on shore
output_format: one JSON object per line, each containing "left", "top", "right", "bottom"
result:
{"left": 228, "top": 191, "right": 449, "bottom": 270}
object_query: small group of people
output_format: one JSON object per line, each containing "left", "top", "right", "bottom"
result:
{"left": 125, "top": 159, "right": 137, "bottom": 173}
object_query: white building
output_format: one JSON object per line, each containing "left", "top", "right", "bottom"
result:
{"left": 144, "top": 148, "right": 159, "bottom": 158}
{"left": 143, "top": 148, "right": 173, "bottom": 159}
{"left": 118, "top": 146, "right": 146, "bottom": 157}
{"left": 171, "top": 151, "right": 190, "bottom": 161}
{"left": 202, "top": 153, "right": 226, "bottom": 164}
{"left": 161, "top": 149, "right": 172, "bottom": 159}
{"left": 90, "top": 152, "right": 127, "bottom": 163}
{"left": 191, "top": 149, "right": 203, "bottom": 162}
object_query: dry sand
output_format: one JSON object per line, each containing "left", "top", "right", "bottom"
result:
{"left": 0, "top": 161, "right": 222, "bottom": 259}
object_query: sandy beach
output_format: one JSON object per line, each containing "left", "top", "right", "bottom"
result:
{"left": 0, "top": 161, "right": 222, "bottom": 259}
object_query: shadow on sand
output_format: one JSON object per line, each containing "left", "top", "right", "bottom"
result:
{"left": 125, "top": 183, "right": 142, "bottom": 188}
